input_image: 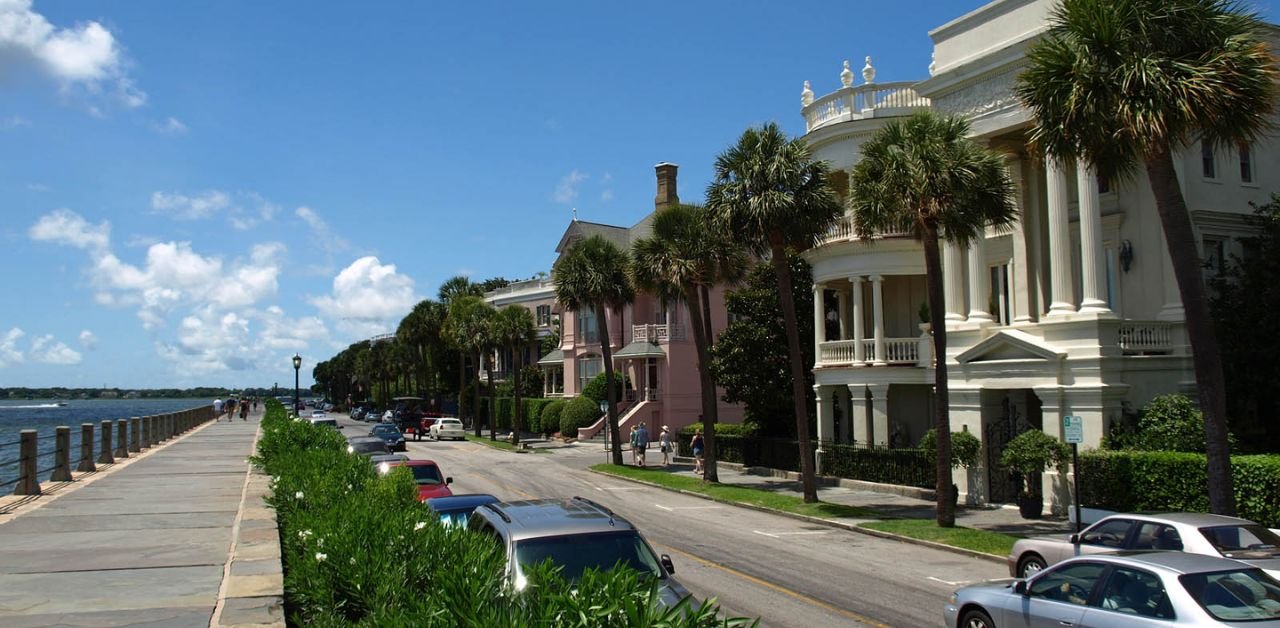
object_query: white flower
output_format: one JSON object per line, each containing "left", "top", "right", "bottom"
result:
{"left": 349, "top": 557, "right": 356, "bottom": 565}
{"left": 414, "top": 521, "right": 427, "bottom": 531}
{"left": 315, "top": 552, "right": 327, "bottom": 562}
{"left": 317, "top": 537, "right": 325, "bottom": 547}
{"left": 297, "top": 529, "right": 312, "bottom": 539}
{"left": 347, "top": 484, "right": 353, "bottom": 491}
{"left": 295, "top": 491, "right": 304, "bottom": 500}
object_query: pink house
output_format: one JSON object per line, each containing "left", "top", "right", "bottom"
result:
{"left": 540, "top": 163, "right": 744, "bottom": 438}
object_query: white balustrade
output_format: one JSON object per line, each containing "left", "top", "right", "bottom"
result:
{"left": 883, "top": 338, "right": 919, "bottom": 364}
{"left": 631, "top": 323, "right": 686, "bottom": 343}
{"left": 1118, "top": 322, "right": 1173, "bottom": 354}
{"left": 819, "top": 214, "right": 915, "bottom": 245}
{"left": 819, "top": 340, "right": 860, "bottom": 364}
{"left": 820, "top": 338, "right": 921, "bottom": 365}
{"left": 802, "top": 82, "right": 930, "bottom": 133}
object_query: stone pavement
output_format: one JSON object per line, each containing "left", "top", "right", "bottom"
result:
{"left": 0, "top": 408, "right": 282, "bottom": 628}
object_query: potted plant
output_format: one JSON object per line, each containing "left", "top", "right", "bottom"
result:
{"left": 919, "top": 427, "right": 982, "bottom": 507}
{"left": 999, "top": 429, "right": 1070, "bottom": 519}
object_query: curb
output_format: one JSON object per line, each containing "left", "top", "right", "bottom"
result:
{"left": 587, "top": 468, "right": 1007, "bottom": 566}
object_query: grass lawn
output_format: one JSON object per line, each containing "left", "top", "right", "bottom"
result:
{"left": 464, "top": 434, "right": 547, "bottom": 453}
{"left": 860, "top": 519, "right": 1017, "bottom": 557}
{"left": 590, "top": 464, "right": 879, "bottom": 519}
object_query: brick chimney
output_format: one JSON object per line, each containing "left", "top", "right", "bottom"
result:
{"left": 654, "top": 162, "right": 679, "bottom": 211}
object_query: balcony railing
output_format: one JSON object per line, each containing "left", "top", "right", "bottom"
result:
{"left": 632, "top": 323, "right": 686, "bottom": 343}
{"left": 802, "top": 82, "right": 930, "bottom": 133}
{"left": 819, "top": 214, "right": 915, "bottom": 245}
{"left": 1118, "top": 322, "right": 1173, "bottom": 354}
{"left": 819, "top": 337, "right": 926, "bottom": 366}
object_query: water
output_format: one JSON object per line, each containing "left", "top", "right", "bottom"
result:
{"left": 0, "top": 398, "right": 212, "bottom": 493}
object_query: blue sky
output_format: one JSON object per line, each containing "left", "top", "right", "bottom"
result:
{"left": 4, "top": 0, "right": 1278, "bottom": 389}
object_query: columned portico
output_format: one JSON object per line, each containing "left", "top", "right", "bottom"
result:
{"left": 815, "top": 385, "right": 834, "bottom": 466}
{"left": 966, "top": 236, "right": 993, "bottom": 323}
{"left": 1007, "top": 155, "right": 1035, "bottom": 324}
{"left": 943, "top": 242, "right": 966, "bottom": 323}
{"left": 1077, "top": 164, "right": 1111, "bottom": 314}
{"left": 851, "top": 276, "right": 866, "bottom": 364}
{"left": 871, "top": 275, "right": 886, "bottom": 365}
{"left": 848, "top": 384, "right": 869, "bottom": 444}
{"left": 1045, "top": 158, "right": 1077, "bottom": 316}
{"left": 813, "top": 282, "right": 826, "bottom": 364}
{"left": 867, "top": 383, "right": 889, "bottom": 447}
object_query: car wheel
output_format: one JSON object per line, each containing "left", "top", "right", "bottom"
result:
{"left": 960, "top": 608, "right": 994, "bottom": 628}
{"left": 1018, "top": 554, "right": 1046, "bottom": 578}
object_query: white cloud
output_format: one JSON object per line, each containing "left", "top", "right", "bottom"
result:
{"left": 310, "top": 256, "right": 417, "bottom": 337}
{"left": 152, "top": 116, "right": 187, "bottom": 135}
{"left": 230, "top": 194, "right": 279, "bottom": 231}
{"left": 256, "top": 305, "right": 329, "bottom": 350}
{"left": 0, "top": 0, "right": 144, "bottom": 107}
{"left": 28, "top": 209, "right": 110, "bottom": 250}
{"left": 0, "top": 328, "right": 24, "bottom": 366}
{"left": 29, "top": 334, "right": 80, "bottom": 365}
{"left": 296, "top": 206, "right": 348, "bottom": 250}
{"left": 78, "top": 329, "right": 97, "bottom": 350}
{"left": 150, "top": 190, "right": 230, "bottom": 220}
{"left": 553, "top": 170, "right": 588, "bottom": 204}
{"left": 1, "top": 115, "right": 29, "bottom": 129}
{"left": 26, "top": 182, "right": 48, "bottom": 192}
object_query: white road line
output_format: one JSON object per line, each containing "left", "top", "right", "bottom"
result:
{"left": 655, "top": 504, "right": 721, "bottom": 511}
{"left": 752, "top": 530, "right": 830, "bottom": 538}
{"left": 927, "top": 576, "right": 965, "bottom": 586}
{"left": 599, "top": 486, "right": 643, "bottom": 491}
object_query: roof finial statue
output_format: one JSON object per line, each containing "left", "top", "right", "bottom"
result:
{"left": 862, "top": 56, "right": 876, "bottom": 83}
{"left": 801, "top": 80, "right": 814, "bottom": 107}
{"left": 840, "top": 60, "right": 853, "bottom": 88}
{"left": 929, "top": 52, "right": 937, "bottom": 77}
{"left": 572, "top": 207, "right": 578, "bottom": 222}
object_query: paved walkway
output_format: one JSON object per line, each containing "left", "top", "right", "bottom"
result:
{"left": 0, "top": 409, "right": 281, "bottom": 628}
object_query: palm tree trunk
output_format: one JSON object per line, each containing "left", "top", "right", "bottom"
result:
{"left": 1145, "top": 143, "right": 1235, "bottom": 516}
{"left": 923, "top": 227, "right": 956, "bottom": 527}
{"left": 487, "top": 355, "right": 496, "bottom": 441}
{"left": 770, "top": 245, "right": 818, "bottom": 502}
{"left": 699, "top": 285, "right": 715, "bottom": 351}
{"left": 512, "top": 345, "right": 522, "bottom": 447}
{"left": 474, "top": 352, "right": 483, "bottom": 437}
{"left": 685, "top": 285, "right": 719, "bottom": 482}
{"left": 599, "top": 306, "right": 623, "bottom": 465}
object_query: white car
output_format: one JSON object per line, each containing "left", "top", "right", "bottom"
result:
{"left": 311, "top": 410, "right": 326, "bottom": 419}
{"left": 430, "top": 418, "right": 465, "bottom": 441}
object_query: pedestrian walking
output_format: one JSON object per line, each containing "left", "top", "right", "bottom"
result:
{"left": 240, "top": 398, "right": 249, "bottom": 421}
{"left": 691, "top": 429, "right": 704, "bottom": 475}
{"left": 213, "top": 398, "right": 223, "bottom": 419}
{"left": 628, "top": 425, "right": 639, "bottom": 466}
{"left": 658, "top": 425, "right": 672, "bottom": 466}
{"left": 635, "top": 422, "right": 649, "bottom": 467}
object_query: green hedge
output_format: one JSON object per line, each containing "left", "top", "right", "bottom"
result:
{"left": 541, "top": 399, "right": 566, "bottom": 436}
{"left": 1079, "top": 450, "right": 1280, "bottom": 527}
{"left": 679, "top": 423, "right": 760, "bottom": 437}
{"left": 560, "top": 396, "right": 601, "bottom": 438}
{"left": 254, "top": 399, "right": 747, "bottom": 626}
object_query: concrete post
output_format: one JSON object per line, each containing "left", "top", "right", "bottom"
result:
{"left": 51, "top": 426, "right": 72, "bottom": 481}
{"left": 98, "top": 420, "right": 114, "bottom": 465}
{"left": 141, "top": 416, "right": 151, "bottom": 450}
{"left": 77, "top": 423, "right": 96, "bottom": 473}
{"left": 16, "top": 430, "right": 40, "bottom": 495}
{"left": 115, "top": 419, "right": 129, "bottom": 458}
{"left": 129, "top": 417, "right": 141, "bottom": 452}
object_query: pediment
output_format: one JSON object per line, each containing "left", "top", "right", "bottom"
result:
{"left": 956, "top": 329, "right": 1066, "bottom": 364}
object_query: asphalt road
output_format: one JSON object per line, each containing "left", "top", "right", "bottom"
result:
{"left": 342, "top": 417, "right": 1006, "bottom": 627}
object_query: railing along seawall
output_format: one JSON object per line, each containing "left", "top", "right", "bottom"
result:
{"left": 0, "top": 404, "right": 216, "bottom": 500}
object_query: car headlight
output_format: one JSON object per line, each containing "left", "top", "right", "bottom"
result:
{"left": 948, "top": 592, "right": 958, "bottom": 605}
{"left": 346, "top": 445, "right": 354, "bottom": 453}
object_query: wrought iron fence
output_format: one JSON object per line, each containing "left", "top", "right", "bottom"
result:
{"left": 677, "top": 433, "right": 933, "bottom": 489}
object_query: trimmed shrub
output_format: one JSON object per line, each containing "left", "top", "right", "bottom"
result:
{"left": 1000, "top": 430, "right": 1070, "bottom": 495}
{"left": 560, "top": 396, "right": 601, "bottom": 438}
{"left": 541, "top": 399, "right": 566, "bottom": 435}
{"left": 1078, "top": 450, "right": 1280, "bottom": 527}
{"left": 496, "top": 398, "right": 514, "bottom": 430}
{"left": 679, "top": 422, "right": 760, "bottom": 437}
{"left": 582, "top": 372, "right": 629, "bottom": 404}
{"left": 1107, "top": 394, "right": 1235, "bottom": 453}
{"left": 919, "top": 428, "right": 982, "bottom": 469}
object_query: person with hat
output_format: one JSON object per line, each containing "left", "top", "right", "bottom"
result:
{"left": 658, "top": 425, "right": 673, "bottom": 466}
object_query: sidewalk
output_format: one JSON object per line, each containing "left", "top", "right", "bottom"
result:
{"left": 0, "top": 409, "right": 282, "bottom": 627}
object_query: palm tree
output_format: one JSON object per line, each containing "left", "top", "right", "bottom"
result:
{"left": 849, "top": 110, "right": 1017, "bottom": 527}
{"left": 553, "top": 235, "right": 635, "bottom": 466}
{"left": 493, "top": 305, "right": 537, "bottom": 446}
{"left": 1014, "top": 0, "right": 1276, "bottom": 516}
{"left": 707, "top": 122, "right": 843, "bottom": 502}
{"left": 440, "top": 276, "right": 484, "bottom": 424}
{"left": 445, "top": 295, "right": 494, "bottom": 436}
{"left": 632, "top": 204, "right": 747, "bottom": 482}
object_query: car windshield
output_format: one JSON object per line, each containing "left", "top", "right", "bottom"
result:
{"left": 372, "top": 425, "right": 400, "bottom": 437}
{"left": 515, "top": 531, "right": 663, "bottom": 583}
{"left": 408, "top": 465, "right": 442, "bottom": 485}
{"left": 1181, "top": 568, "right": 1280, "bottom": 621}
{"left": 1200, "top": 525, "right": 1280, "bottom": 558}
{"left": 440, "top": 420, "right": 460, "bottom": 428}
{"left": 435, "top": 510, "right": 471, "bottom": 528}
{"left": 350, "top": 440, "right": 387, "bottom": 454}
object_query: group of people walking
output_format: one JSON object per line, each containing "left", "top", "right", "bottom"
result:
{"left": 628, "top": 421, "right": 703, "bottom": 473}
{"left": 212, "top": 396, "right": 255, "bottom": 422}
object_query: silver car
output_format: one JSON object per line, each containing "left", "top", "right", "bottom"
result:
{"left": 1010, "top": 513, "right": 1280, "bottom": 579}
{"left": 946, "top": 552, "right": 1280, "bottom": 627}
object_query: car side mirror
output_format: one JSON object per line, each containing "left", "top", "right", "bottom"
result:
{"left": 660, "top": 554, "right": 675, "bottom": 574}
{"left": 1014, "top": 580, "right": 1027, "bottom": 595}
{"left": 337, "top": 425, "right": 344, "bottom": 429}
{"left": 445, "top": 477, "right": 453, "bottom": 485}
{"left": 1069, "top": 533, "right": 1079, "bottom": 544}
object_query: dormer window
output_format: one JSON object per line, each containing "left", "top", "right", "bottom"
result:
{"left": 1202, "top": 142, "right": 1216, "bottom": 179}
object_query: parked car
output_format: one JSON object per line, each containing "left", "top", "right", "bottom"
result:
{"left": 946, "top": 552, "right": 1280, "bottom": 627}
{"left": 311, "top": 410, "right": 326, "bottom": 419}
{"left": 400, "top": 414, "right": 437, "bottom": 441}
{"left": 346, "top": 436, "right": 390, "bottom": 457}
{"left": 370, "top": 453, "right": 410, "bottom": 472}
{"left": 308, "top": 416, "right": 341, "bottom": 430}
{"left": 1010, "top": 512, "right": 1280, "bottom": 579}
{"left": 425, "top": 493, "right": 499, "bottom": 528}
{"left": 369, "top": 424, "right": 407, "bottom": 452}
{"left": 467, "top": 497, "right": 693, "bottom": 608}
{"left": 430, "top": 417, "right": 466, "bottom": 441}
{"left": 381, "top": 459, "right": 453, "bottom": 501}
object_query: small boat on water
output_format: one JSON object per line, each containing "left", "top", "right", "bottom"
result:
{"left": 56, "top": 402, "right": 68, "bottom": 407}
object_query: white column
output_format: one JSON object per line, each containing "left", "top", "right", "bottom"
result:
{"left": 838, "top": 387, "right": 853, "bottom": 444}
{"left": 943, "top": 242, "right": 966, "bottom": 323}
{"left": 871, "top": 275, "right": 886, "bottom": 366}
{"left": 868, "top": 383, "right": 889, "bottom": 447}
{"left": 851, "top": 276, "right": 865, "bottom": 364}
{"left": 813, "top": 283, "right": 826, "bottom": 365}
{"left": 1077, "top": 164, "right": 1110, "bottom": 313}
{"left": 836, "top": 288, "right": 849, "bottom": 339}
{"left": 966, "top": 236, "right": 993, "bottom": 323}
{"left": 815, "top": 386, "right": 833, "bottom": 445}
{"left": 1008, "top": 155, "right": 1035, "bottom": 324}
{"left": 849, "top": 384, "right": 869, "bottom": 445}
{"left": 1158, "top": 235, "right": 1185, "bottom": 321}
{"left": 1045, "top": 158, "right": 1077, "bottom": 316}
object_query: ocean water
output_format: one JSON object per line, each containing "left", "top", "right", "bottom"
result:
{"left": 0, "top": 398, "right": 212, "bottom": 493}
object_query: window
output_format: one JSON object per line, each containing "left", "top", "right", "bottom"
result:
{"left": 577, "top": 354, "right": 602, "bottom": 391}
{"left": 1240, "top": 143, "right": 1254, "bottom": 183}
{"left": 1105, "top": 248, "right": 1118, "bottom": 311}
{"left": 1132, "top": 522, "right": 1183, "bottom": 551}
{"left": 1203, "top": 238, "right": 1226, "bottom": 278}
{"left": 1097, "top": 174, "right": 1111, "bottom": 194}
{"left": 989, "top": 264, "right": 1010, "bottom": 324}
{"left": 1029, "top": 562, "right": 1107, "bottom": 606}
{"left": 1202, "top": 142, "right": 1217, "bottom": 179}
{"left": 536, "top": 305, "right": 552, "bottom": 326}
{"left": 577, "top": 305, "right": 599, "bottom": 344}
{"left": 1079, "top": 518, "right": 1134, "bottom": 548}
{"left": 1099, "top": 568, "right": 1174, "bottom": 619}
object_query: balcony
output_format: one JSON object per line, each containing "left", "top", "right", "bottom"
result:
{"left": 1117, "top": 322, "right": 1174, "bottom": 355}
{"left": 632, "top": 323, "right": 686, "bottom": 343}
{"left": 818, "top": 337, "right": 931, "bottom": 367}
{"left": 819, "top": 214, "right": 915, "bottom": 246}
{"left": 802, "top": 81, "right": 930, "bottom": 134}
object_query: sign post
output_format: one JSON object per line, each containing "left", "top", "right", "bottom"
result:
{"left": 1063, "top": 416, "right": 1085, "bottom": 533}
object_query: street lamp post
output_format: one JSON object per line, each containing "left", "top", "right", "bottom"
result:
{"left": 292, "top": 354, "right": 302, "bottom": 415}
{"left": 599, "top": 399, "right": 609, "bottom": 464}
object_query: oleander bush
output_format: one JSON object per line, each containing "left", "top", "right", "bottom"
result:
{"left": 1078, "top": 450, "right": 1280, "bottom": 528}
{"left": 255, "top": 399, "right": 753, "bottom": 626}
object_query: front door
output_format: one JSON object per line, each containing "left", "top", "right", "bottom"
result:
{"left": 985, "top": 392, "right": 1040, "bottom": 504}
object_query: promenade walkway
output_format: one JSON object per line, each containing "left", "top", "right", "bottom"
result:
{"left": 0, "top": 409, "right": 281, "bottom": 628}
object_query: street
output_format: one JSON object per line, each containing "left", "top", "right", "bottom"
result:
{"left": 343, "top": 416, "right": 1005, "bottom": 627}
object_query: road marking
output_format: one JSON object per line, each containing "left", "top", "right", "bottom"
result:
{"left": 752, "top": 530, "right": 830, "bottom": 539}
{"left": 656, "top": 543, "right": 890, "bottom": 628}
{"left": 927, "top": 576, "right": 965, "bottom": 586}
{"left": 655, "top": 504, "right": 721, "bottom": 511}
